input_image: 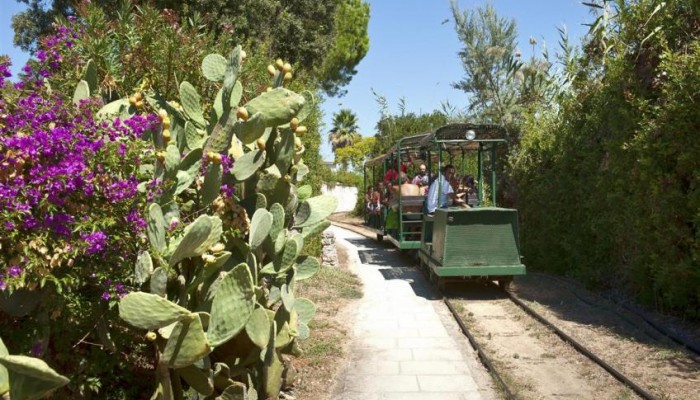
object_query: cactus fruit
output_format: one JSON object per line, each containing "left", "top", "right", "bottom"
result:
{"left": 275, "top": 59, "right": 284, "bottom": 70}
{"left": 282, "top": 63, "right": 292, "bottom": 73}
{"left": 295, "top": 126, "right": 307, "bottom": 136}
{"left": 267, "top": 65, "right": 276, "bottom": 76}
{"left": 284, "top": 72, "right": 292, "bottom": 81}
{"left": 290, "top": 117, "right": 299, "bottom": 131}
{"left": 257, "top": 138, "right": 266, "bottom": 151}
{"left": 237, "top": 106, "right": 249, "bottom": 121}
{"left": 210, "top": 243, "right": 225, "bottom": 253}
{"left": 145, "top": 331, "right": 157, "bottom": 341}
{"left": 162, "top": 129, "right": 171, "bottom": 143}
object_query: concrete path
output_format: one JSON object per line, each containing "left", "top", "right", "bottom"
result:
{"left": 330, "top": 226, "right": 497, "bottom": 400}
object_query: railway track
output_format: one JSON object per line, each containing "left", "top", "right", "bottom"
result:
{"left": 329, "top": 219, "right": 699, "bottom": 399}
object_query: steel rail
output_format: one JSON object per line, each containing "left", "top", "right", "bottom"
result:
{"left": 505, "top": 290, "right": 658, "bottom": 400}
{"left": 444, "top": 298, "right": 517, "bottom": 400}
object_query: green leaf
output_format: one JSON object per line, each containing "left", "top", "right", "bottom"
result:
{"left": 0, "top": 355, "right": 69, "bottom": 400}
{"left": 301, "top": 220, "right": 331, "bottom": 240}
{"left": 119, "top": 292, "right": 191, "bottom": 330}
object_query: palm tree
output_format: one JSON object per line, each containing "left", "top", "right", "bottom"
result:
{"left": 329, "top": 109, "right": 361, "bottom": 152}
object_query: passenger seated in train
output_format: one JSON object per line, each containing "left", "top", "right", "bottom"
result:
{"left": 411, "top": 164, "right": 429, "bottom": 193}
{"left": 425, "top": 164, "right": 457, "bottom": 215}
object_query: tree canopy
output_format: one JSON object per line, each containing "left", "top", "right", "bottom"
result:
{"left": 11, "top": 0, "right": 369, "bottom": 96}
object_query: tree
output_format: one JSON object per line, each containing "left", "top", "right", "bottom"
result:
{"left": 450, "top": 0, "right": 519, "bottom": 125}
{"left": 315, "top": 0, "right": 370, "bottom": 96}
{"left": 328, "top": 108, "right": 361, "bottom": 153}
{"left": 334, "top": 136, "right": 376, "bottom": 171}
{"left": 11, "top": 0, "right": 370, "bottom": 96}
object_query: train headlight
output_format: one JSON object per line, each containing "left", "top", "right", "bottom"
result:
{"left": 465, "top": 129, "right": 476, "bottom": 141}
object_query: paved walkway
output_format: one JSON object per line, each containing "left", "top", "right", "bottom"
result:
{"left": 330, "top": 226, "right": 497, "bottom": 400}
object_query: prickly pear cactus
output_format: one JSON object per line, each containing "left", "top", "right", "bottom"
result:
{"left": 110, "top": 46, "right": 337, "bottom": 400}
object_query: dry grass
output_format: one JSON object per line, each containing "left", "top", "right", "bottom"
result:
{"left": 290, "top": 243, "right": 362, "bottom": 399}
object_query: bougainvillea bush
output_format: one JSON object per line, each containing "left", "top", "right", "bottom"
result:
{"left": 0, "top": 25, "right": 160, "bottom": 396}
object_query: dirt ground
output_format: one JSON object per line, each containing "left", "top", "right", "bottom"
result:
{"left": 325, "top": 212, "right": 700, "bottom": 400}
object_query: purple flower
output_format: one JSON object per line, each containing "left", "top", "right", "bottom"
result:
{"left": 31, "top": 342, "right": 43, "bottom": 356}
{"left": 8, "top": 266, "right": 22, "bottom": 278}
{"left": 101, "top": 291, "right": 111, "bottom": 301}
{"left": 81, "top": 231, "right": 108, "bottom": 255}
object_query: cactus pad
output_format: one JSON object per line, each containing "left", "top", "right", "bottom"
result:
{"left": 301, "top": 220, "right": 331, "bottom": 240}
{"left": 202, "top": 53, "right": 227, "bottom": 82}
{"left": 245, "top": 307, "right": 271, "bottom": 349}
{"left": 164, "top": 144, "right": 180, "bottom": 180}
{"left": 180, "top": 81, "right": 206, "bottom": 128}
{"left": 201, "top": 163, "right": 222, "bottom": 207}
{"left": 83, "top": 59, "right": 98, "bottom": 94}
{"left": 119, "top": 292, "right": 191, "bottom": 330}
{"left": 207, "top": 263, "right": 255, "bottom": 347}
{"left": 169, "top": 215, "right": 223, "bottom": 267}
{"left": 231, "top": 150, "right": 266, "bottom": 182}
{"left": 134, "top": 251, "right": 154, "bottom": 285}
{"left": 295, "top": 256, "right": 320, "bottom": 281}
{"left": 296, "top": 185, "right": 312, "bottom": 201}
{"left": 234, "top": 112, "right": 266, "bottom": 144}
{"left": 176, "top": 364, "right": 214, "bottom": 396}
{"left": 269, "top": 203, "right": 285, "bottom": 240}
{"left": 249, "top": 208, "right": 273, "bottom": 250}
{"left": 245, "top": 88, "right": 306, "bottom": 128}
{"left": 294, "top": 298, "right": 316, "bottom": 324}
{"left": 294, "top": 195, "right": 338, "bottom": 227}
{"left": 162, "top": 313, "right": 211, "bottom": 369}
{"left": 150, "top": 267, "right": 168, "bottom": 297}
{"left": 0, "top": 355, "right": 70, "bottom": 400}
{"left": 147, "top": 203, "right": 167, "bottom": 252}
{"left": 72, "top": 79, "right": 90, "bottom": 105}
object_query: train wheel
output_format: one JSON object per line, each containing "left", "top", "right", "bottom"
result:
{"left": 497, "top": 277, "right": 513, "bottom": 291}
{"left": 376, "top": 233, "right": 383, "bottom": 242}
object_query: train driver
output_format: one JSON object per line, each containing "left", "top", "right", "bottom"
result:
{"left": 425, "top": 164, "right": 456, "bottom": 215}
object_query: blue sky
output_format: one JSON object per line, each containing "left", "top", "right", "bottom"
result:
{"left": 0, "top": 1, "right": 592, "bottom": 160}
